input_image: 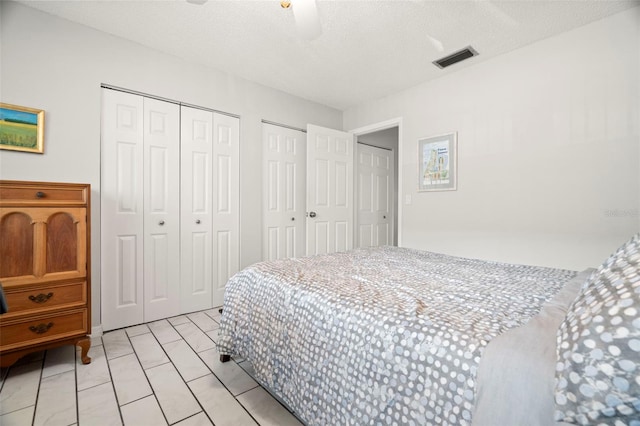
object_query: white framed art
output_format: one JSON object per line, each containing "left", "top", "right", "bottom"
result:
{"left": 418, "top": 132, "right": 457, "bottom": 191}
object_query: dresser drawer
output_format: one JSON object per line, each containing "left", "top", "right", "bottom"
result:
{"left": 0, "top": 181, "right": 88, "bottom": 206}
{"left": 2, "top": 281, "right": 86, "bottom": 316}
{"left": 0, "top": 309, "right": 88, "bottom": 350}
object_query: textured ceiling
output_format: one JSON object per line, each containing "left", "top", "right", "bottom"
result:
{"left": 15, "top": 0, "right": 640, "bottom": 110}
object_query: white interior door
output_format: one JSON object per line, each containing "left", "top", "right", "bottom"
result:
{"left": 262, "top": 123, "right": 306, "bottom": 260}
{"left": 357, "top": 143, "right": 394, "bottom": 248}
{"left": 211, "top": 113, "right": 240, "bottom": 308}
{"left": 143, "top": 98, "right": 180, "bottom": 322}
{"left": 180, "top": 106, "right": 213, "bottom": 313}
{"left": 306, "top": 124, "right": 355, "bottom": 255}
{"left": 101, "top": 89, "right": 144, "bottom": 330}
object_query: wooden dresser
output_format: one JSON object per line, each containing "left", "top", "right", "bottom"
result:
{"left": 0, "top": 180, "right": 91, "bottom": 367}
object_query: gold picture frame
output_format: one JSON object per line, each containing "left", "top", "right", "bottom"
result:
{"left": 0, "top": 103, "right": 45, "bottom": 154}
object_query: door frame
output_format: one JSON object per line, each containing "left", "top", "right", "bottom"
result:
{"left": 349, "top": 117, "right": 403, "bottom": 246}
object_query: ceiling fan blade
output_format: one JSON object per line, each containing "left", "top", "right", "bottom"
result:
{"left": 292, "top": 0, "right": 322, "bottom": 40}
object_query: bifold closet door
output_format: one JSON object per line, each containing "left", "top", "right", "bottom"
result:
{"left": 102, "top": 90, "right": 145, "bottom": 330}
{"left": 102, "top": 90, "right": 180, "bottom": 330}
{"left": 181, "top": 108, "right": 240, "bottom": 311}
{"left": 211, "top": 113, "right": 240, "bottom": 308}
{"left": 142, "top": 98, "right": 180, "bottom": 323}
{"left": 180, "top": 106, "right": 214, "bottom": 313}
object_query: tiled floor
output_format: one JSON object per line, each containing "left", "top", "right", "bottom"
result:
{"left": 0, "top": 308, "right": 303, "bottom": 426}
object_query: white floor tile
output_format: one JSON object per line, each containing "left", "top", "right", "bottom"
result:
{"left": 238, "top": 360, "right": 257, "bottom": 377}
{"left": 174, "top": 412, "right": 214, "bottom": 426}
{"left": 0, "top": 405, "right": 35, "bottom": 426}
{"left": 168, "top": 315, "right": 190, "bottom": 326}
{"left": 125, "top": 324, "right": 150, "bottom": 338}
{"left": 145, "top": 362, "right": 201, "bottom": 424}
{"left": 162, "top": 340, "right": 210, "bottom": 383}
{"left": 188, "top": 374, "right": 257, "bottom": 426}
{"left": 33, "top": 370, "right": 76, "bottom": 426}
{"left": 0, "top": 308, "right": 295, "bottom": 426}
{"left": 237, "top": 387, "right": 302, "bottom": 426}
{"left": 130, "top": 332, "right": 170, "bottom": 370}
{"left": 120, "top": 395, "right": 167, "bottom": 426}
{"left": 205, "top": 330, "right": 219, "bottom": 343}
{"left": 198, "top": 349, "right": 258, "bottom": 396}
{"left": 42, "top": 345, "right": 75, "bottom": 379}
{"left": 174, "top": 322, "right": 216, "bottom": 353}
{"left": 148, "top": 319, "right": 182, "bottom": 345}
{"left": 186, "top": 312, "right": 219, "bottom": 332}
{"left": 78, "top": 382, "right": 121, "bottom": 426}
{"left": 108, "top": 353, "right": 152, "bottom": 406}
{"left": 203, "top": 308, "right": 222, "bottom": 322}
{"left": 89, "top": 334, "right": 103, "bottom": 347}
{"left": 0, "top": 360, "right": 42, "bottom": 415}
{"left": 76, "top": 344, "right": 111, "bottom": 391}
{"left": 102, "top": 329, "right": 134, "bottom": 360}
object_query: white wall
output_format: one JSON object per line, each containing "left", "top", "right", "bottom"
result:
{"left": 344, "top": 7, "right": 640, "bottom": 271}
{"left": 0, "top": 1, "right": 342, "bottom": 326}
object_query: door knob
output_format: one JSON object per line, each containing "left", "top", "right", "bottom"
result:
{"left": 309, "top": 211, "right": 317, "bottom": 218}
{"left": 159, "top": 220, "right": 165, "bottom": 225}
{"left": 291, "top": 217, "right": 295, "bottom": 221}
{"left": 383, "top": 215, "right": 386, "bottom": 219}
{"left": 196, "top": 219, "right": 201, "bottom": 224}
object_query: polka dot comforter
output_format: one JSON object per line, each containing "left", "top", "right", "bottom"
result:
{"left": 217, "top": 246, "right": 577, "bottom": 425}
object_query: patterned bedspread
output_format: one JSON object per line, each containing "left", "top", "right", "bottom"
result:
{"left": 217, "top": 246, "right": 577, "bottom": 425}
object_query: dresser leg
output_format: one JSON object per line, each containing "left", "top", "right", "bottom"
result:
{"left": 77, "top": 338, "right": 92, "bottom": 364}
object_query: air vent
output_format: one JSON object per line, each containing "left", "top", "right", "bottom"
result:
{"left": 433, "top": 46, "right": 478, "bottom": 69}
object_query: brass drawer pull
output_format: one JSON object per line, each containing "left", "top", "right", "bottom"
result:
{"left": 29, "top": 322, "right": 54, "bottom": 334}
{"left": 29, "top": 292, "right": 54, "bottom": 303}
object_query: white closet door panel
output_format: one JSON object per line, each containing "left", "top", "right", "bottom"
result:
{"left": 101, "top": 89, "right": 144, "bottom": 331}
{"left": 188, "top": 231, "right": 210, "bottom": 292}
{"left": 116, "top": 235, "right": 138, "bottom": 304}
{"left": 356, "top": 143, "right": 393, "bottom": 248}
{"left": 181, "top": 106, "right": 214, "bottom": 313}
{"left": 306, "top": 124, "right": 354, "bottom": 256}
{"left": 143, "top": 98, "right": 180, "bottom": 322}
{"left": 262, "top": 123, "right": 306, "bottom": 261}
{"left": 312, "top": 221, "right": 330, "bottom": 255}
{"left": 212, "top": 113, "right": 240, "bottom": 308}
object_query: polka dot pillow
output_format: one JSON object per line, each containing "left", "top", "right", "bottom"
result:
{"left": 555, "top": 233, "right": 640, "bottom": 425}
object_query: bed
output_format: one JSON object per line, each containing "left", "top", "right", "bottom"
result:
{"left": 217, "top": 237, "right": 640, "bottom": 425}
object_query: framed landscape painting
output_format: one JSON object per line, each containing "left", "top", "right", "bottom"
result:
{"left": 0, "top": 103, "right": 45, "bottom": 154}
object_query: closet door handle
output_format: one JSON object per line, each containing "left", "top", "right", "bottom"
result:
{"left": 159, "top": 220, "right": 165, "bottom": 226}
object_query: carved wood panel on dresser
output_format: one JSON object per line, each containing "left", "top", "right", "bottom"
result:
{"left": 0, "top": 180, "right": 91, "bottom": 367}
